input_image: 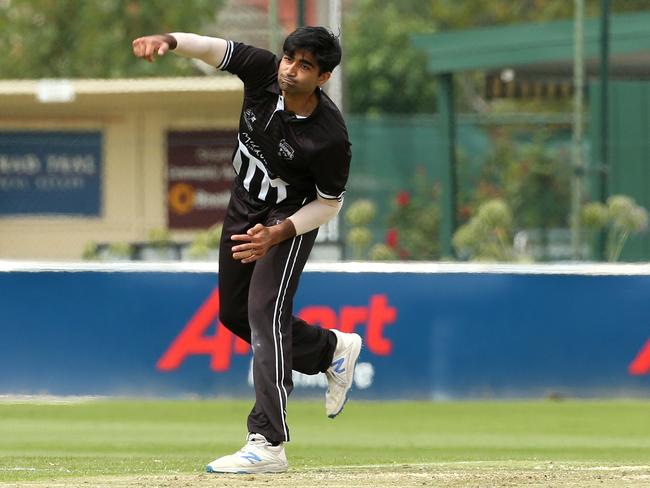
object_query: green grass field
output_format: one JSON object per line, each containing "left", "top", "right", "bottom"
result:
{"left": 1, "top": 398, "right": 650, "bottom": 487}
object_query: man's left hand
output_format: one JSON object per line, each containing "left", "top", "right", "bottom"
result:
{"left": 231, "top": 220, "right": 296, "bottom": 264}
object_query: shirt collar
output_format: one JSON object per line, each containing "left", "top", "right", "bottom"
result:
{"left": 267, "top": 80, "right": 323, "bottom": 120}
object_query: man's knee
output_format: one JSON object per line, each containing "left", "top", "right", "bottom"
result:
{"left": 247, "top": 295, "right": 273, "bottom": 328}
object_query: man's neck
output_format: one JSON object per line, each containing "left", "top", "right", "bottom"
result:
{"left": 282, "top": 90, "right": 319, "bottom": 117}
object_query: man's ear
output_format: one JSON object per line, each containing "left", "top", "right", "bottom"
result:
{"left": 317, "top": 71, "right": 332, "bottom": 86}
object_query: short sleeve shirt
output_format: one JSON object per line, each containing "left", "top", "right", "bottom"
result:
{"left": 218, "top": 41, "right": 351, "bottom": 206}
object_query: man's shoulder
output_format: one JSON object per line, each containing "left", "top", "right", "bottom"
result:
{"left": 223, "top": 41, "right": 279, "bottom": 91}
{"left": 316, "top": 101, "right": 349, "bottom": 143}
{"left": 318, "top": 91, "right": 344, "bottom": 117}
{"left": 309, "top": 92, "right": 345, "bottom": 129}
{"left": 230, "top": 40, "right": 277, "bottom": 62}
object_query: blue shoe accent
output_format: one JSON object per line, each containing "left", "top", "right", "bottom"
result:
{"left": 240, "top": 451, "right": 263, "bottom": 463}
{"left": 206, "top": 465, "right": 249, "bottom": 474}
{"left": 331, "top": 357, "right": 345, "bottom": 374}
{"left": 325, "top": 330, "right": 362, "bottom": 418}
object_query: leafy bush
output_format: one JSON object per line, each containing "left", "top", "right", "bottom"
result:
{"left": 344, "top": 167, "right": 441, "bottom": 261}
{"left": 187, "top": 224, "right": 222, "bottom": 260}
{"left": 147, "top": 228, "right": 173, "bottom": 248}
{"left": 581, "top": 195, "right": 649, "bottom": 261}
{"left": 453, "top": 199, "right": 514, "bottom": 261}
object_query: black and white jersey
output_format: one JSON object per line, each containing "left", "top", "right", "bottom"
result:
{"left": 218, "top": 41, "right": 351, "bottom": 207}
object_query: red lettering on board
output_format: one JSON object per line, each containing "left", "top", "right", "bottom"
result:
{"left": 298, "top": 294, "right": 397, "bottom": 355}
{"left": 301, "top": 295, "right": 397, "bottom": 354}
{"left": 298, "top": 306, "right": 337, "bottom": 329}
{"left": 157, "top": 289, "right": 397, "bottom": 372}
{"left": 339, "top": 307, "right": 368, "bottom": 333}
{"left": 156, "top": 288, "right": 250, "bottom": 372}
{"left": 629, "top": 339, "right": 650, "bottom": 375}
{"left": 367, "top": 295, "right": 397, "bottom": 355}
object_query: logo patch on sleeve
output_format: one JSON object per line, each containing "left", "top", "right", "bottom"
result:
{"left": 244, "top": 109, "right": 257, "bottom": 132}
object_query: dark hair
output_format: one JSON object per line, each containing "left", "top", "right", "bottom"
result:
{"left": 282, "top": 26, "right": 342, "bottom": 74}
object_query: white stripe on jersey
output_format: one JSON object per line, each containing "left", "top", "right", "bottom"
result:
{"left": 243, "top": 154, "right": 257, "bottom": 188}
{"left": 234, "top": 135, "right": 289, "bottom": 203}
{"left": 316, "top": 184, "right": 345, "bottom": 202}
{"left": 217, "top": 40, "right": 234, "bottom": 70}
{"left": 259, "top": 173, "right": 271, "bottom": 200}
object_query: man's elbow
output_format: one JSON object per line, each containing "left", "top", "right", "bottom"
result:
{"left": 318, "top": 195, "right": 343, "bottom": 215}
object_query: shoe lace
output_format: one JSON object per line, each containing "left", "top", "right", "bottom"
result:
{"left": 241, "top": 434, "right": 269, "bottom": 450}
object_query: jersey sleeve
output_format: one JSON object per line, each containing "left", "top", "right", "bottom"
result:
{"left": 217, "top": 41, "right": 278, "bottom": 92}
{"left": 311, "top": 140, "right": 351, "bottom": 202}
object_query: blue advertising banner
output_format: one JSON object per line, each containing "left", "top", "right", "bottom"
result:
{"left": 0, "top": 263, "right": 649, "bottom": 399}
{"left": 0, "top": 131, "right": 102, "bottom": 216}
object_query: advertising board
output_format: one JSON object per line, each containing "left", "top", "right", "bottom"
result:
{"left": 1, "top": 263, "right": 648, "bottom": 399}
{"left": 0, "top": 132, "right": 101, "bottom": 216}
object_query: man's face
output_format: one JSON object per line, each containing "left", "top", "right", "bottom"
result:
{"left": 278, "top": 49, "right": 331, "bottom": 96}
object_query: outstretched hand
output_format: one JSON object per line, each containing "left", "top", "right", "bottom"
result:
{"left": 231, "top": 221, "right": 296, "bottom": 264}
{"left": 132, "top": 35, "right": 172, "bottom": 62}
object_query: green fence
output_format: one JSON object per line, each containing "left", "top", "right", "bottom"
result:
{"left": 590, "top": 81, "right": 650, "bottom": 261}
{"left": 345, "top": 114, "right": 574, "bottom": 261}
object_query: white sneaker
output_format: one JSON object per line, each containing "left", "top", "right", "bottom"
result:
{"left": 206, "top": 433, "right": 288, "bottom": 474}
{"left": 325, "top": 329, "right": 362, "bottom": 418}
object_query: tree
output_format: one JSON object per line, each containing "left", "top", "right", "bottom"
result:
{"left": 428, "top": 0, "right": 650, "bottom": 29}
{"left": 344, "top": 0, "right": 437, "bottom": 115}
{"left": 0, "top": 0, "right": 224, "bottom": 79}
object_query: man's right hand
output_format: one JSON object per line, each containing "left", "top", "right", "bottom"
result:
{"left": 132, "top": 34, "right": 176, "bottom": 62}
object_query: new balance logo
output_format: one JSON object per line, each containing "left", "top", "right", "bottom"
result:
{"left": 331, "top": 357, "right": 345, "bottom": 374}
{"left": 240, "top": 452, "right": 262, "bottom": 464}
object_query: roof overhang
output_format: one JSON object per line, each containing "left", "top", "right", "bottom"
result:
{"left": 411, "top": 11, "right": 650, "bottom": 78}
{"left": 0, "top": 76, "right": 244, "bottom": 118}
{"left": 0, "top": 76, "right": 242, "bottom": 96}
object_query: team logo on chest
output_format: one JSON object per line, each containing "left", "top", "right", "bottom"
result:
{"left": 278, "top": 139, "right": 295, "bottom": 160}
{"left": 244, "top": 109, "right": 256, "bottom": 132}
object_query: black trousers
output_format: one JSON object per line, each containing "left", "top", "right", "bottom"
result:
{"left": 218, "top": 180, "right": 337, "bottom": 443}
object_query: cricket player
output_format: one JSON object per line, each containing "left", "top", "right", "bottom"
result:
{"left": 132, "top": 26, "right": 362, "bottom": 474}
